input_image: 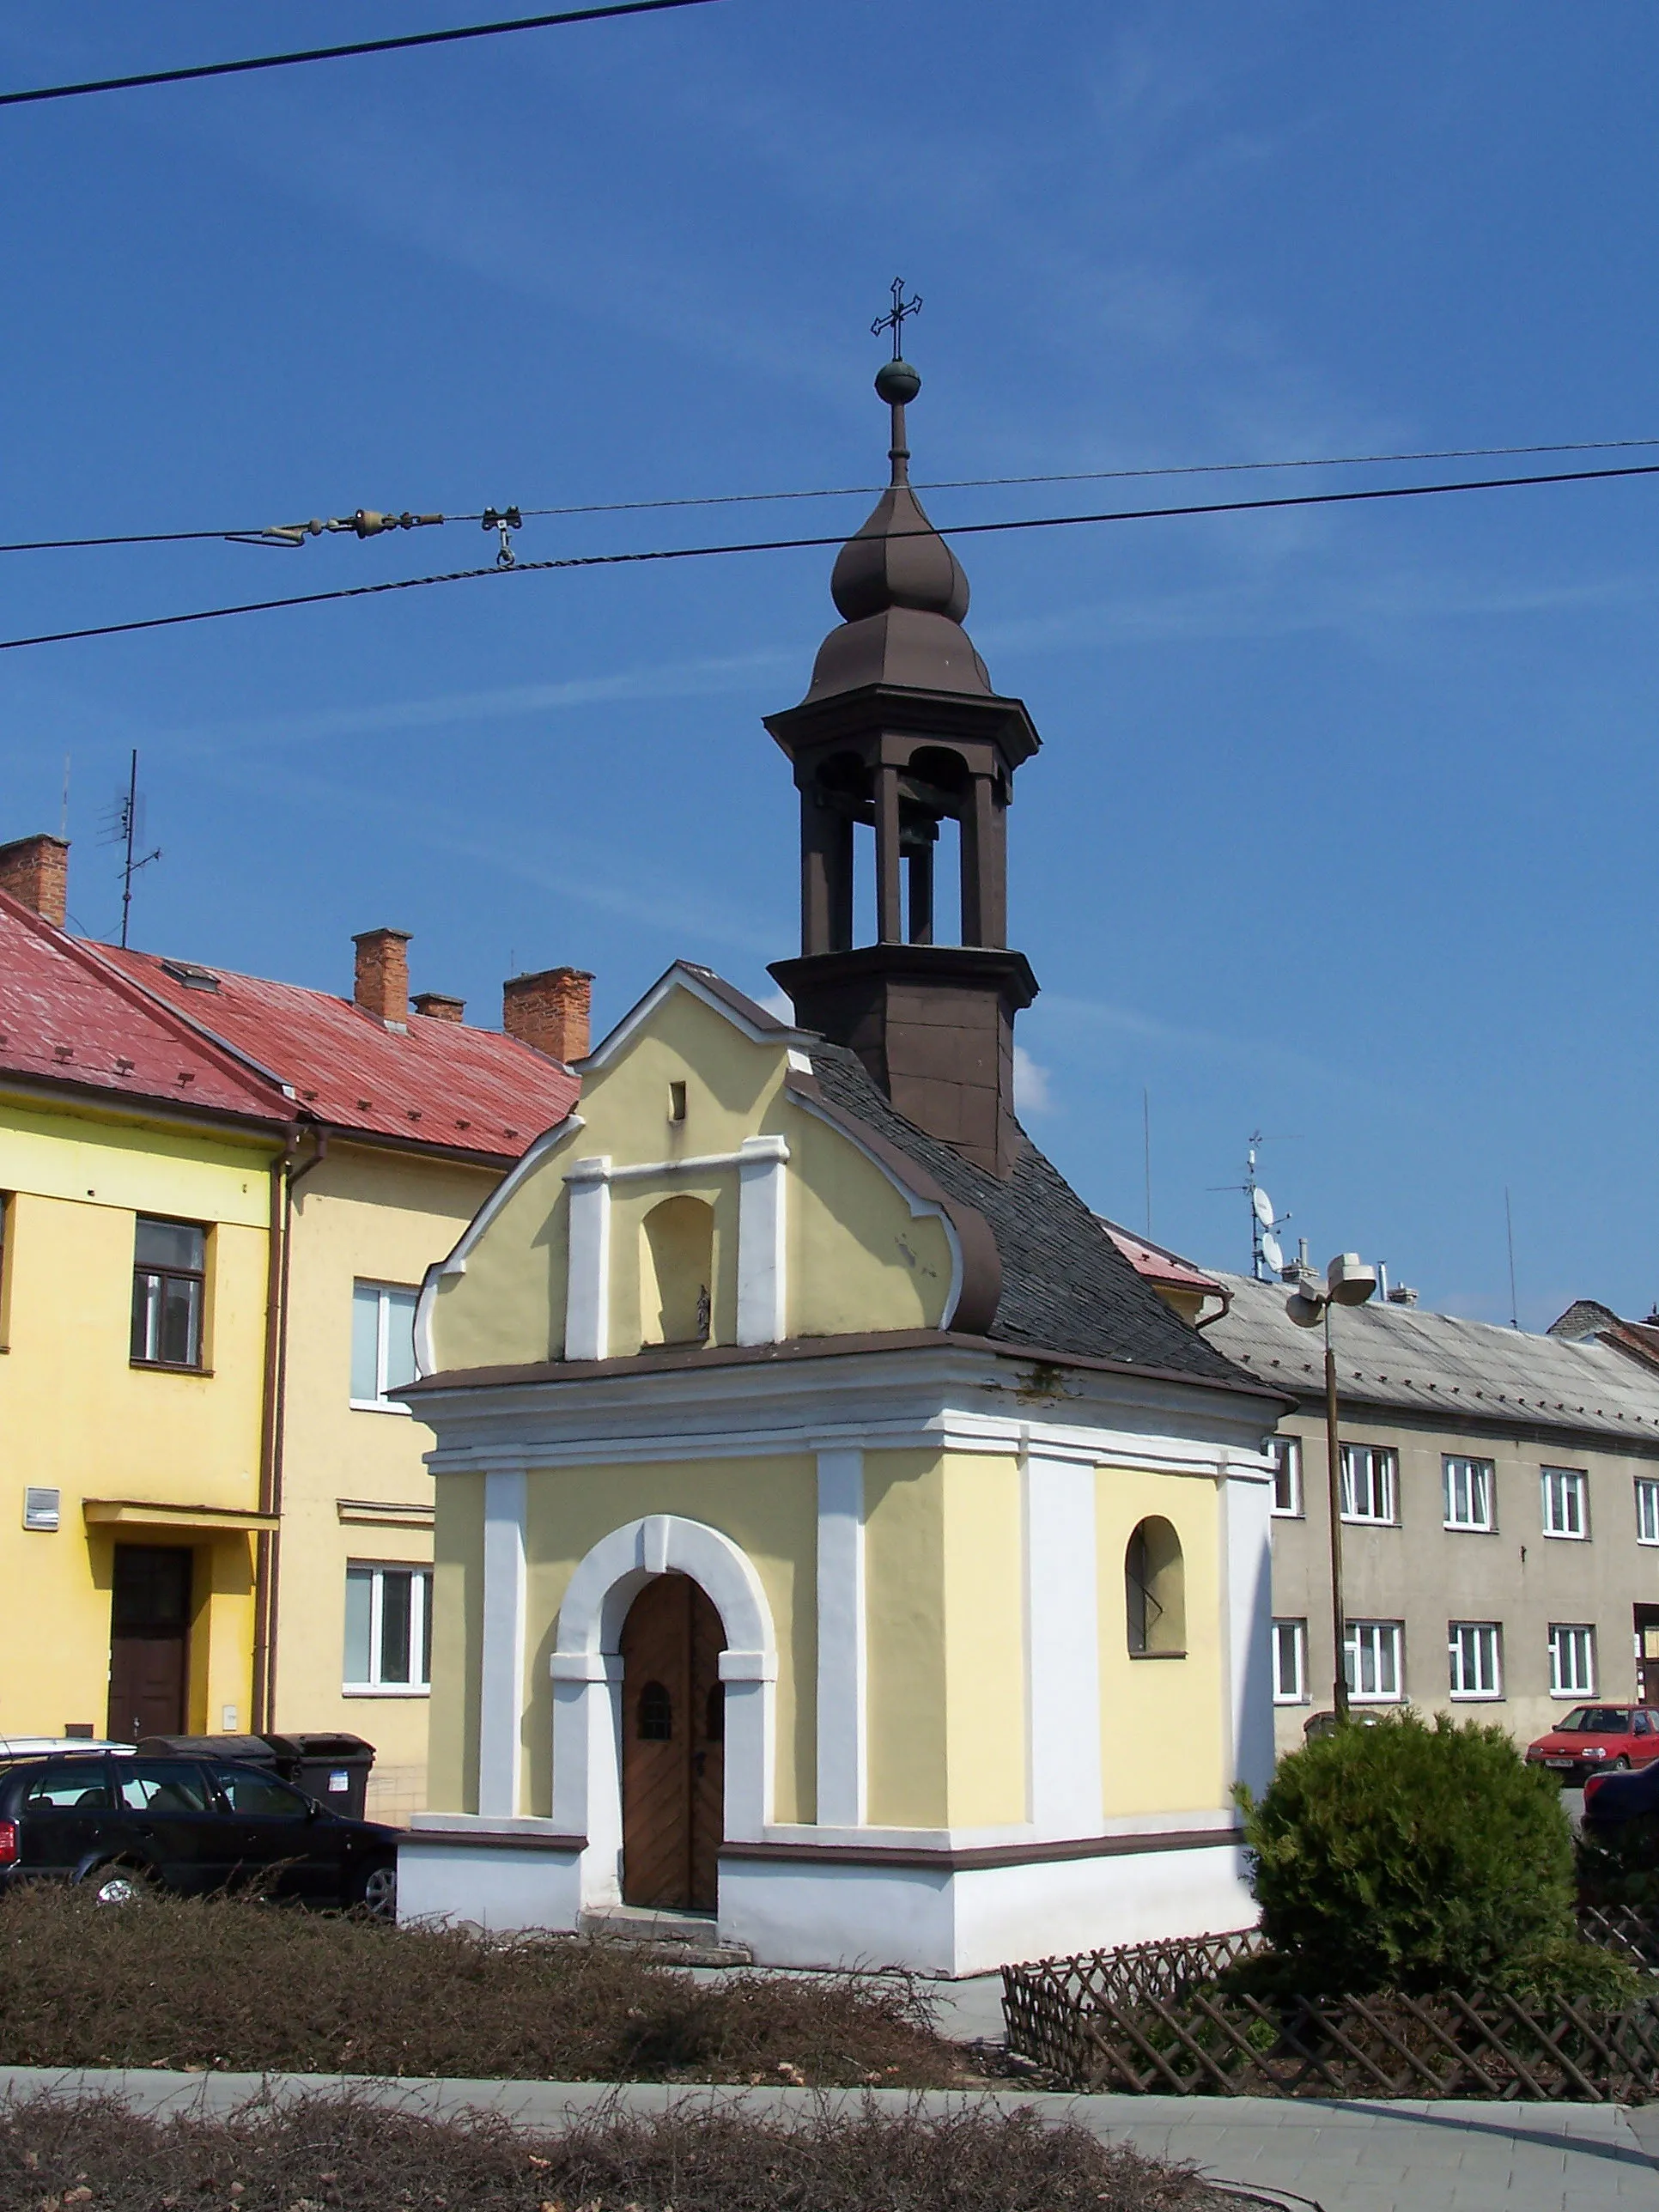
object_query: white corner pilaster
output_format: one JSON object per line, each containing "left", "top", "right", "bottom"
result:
{"left": 735, "top": 1134, "right": 789, "bottom": 1346}
{"left": 478, "top": 1468, "right": 528, "bottom": 1819}
{"left": 1022, "top": 1439, "right": 1103, "bottom": 1834}
{"left": 1220, "top": 1460, "right": 1275, "bottom": 1804}
{"left": 814, "top": 1446, "right": 866, "bottom": 1826}
{"left": 563, "top": 1157, "right": 611, "bottom": 1361}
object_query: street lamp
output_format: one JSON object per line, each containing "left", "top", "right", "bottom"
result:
{"left": 1287, "top": 1252, "right": 1378, "bottom": 1723}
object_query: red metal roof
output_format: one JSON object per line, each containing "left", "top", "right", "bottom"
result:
{"left": 1099, "top": 1218, "right": 1225, "bottom": 1298}
{"left": 98, "top": 944, "right": 577, "bottom": 1161}
{"left": 0, "top": 890, "right": 289, "bottom": 1127}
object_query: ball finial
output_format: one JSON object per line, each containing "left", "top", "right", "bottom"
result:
{"left": 875, "top": 357, "right": 921, "bottom": 406}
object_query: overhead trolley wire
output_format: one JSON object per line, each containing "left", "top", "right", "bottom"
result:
{"left": 3, "top": 454, "right": 1657, "bottom": 654}
{"left": 0, "top": 0, "right": 725, "bottom": 110}
{"left": 5, "top": 435, "right": 1659, "bottom": 556}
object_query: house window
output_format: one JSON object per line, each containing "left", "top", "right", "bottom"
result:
{"left": 131, "top": 1217, "right": 206, "bottom": 1369}
{"left": 343, "top": 1565, "right": 432, "bottom": 1692}
{"left": 1449, "top": 1621, "right": 1503, "bottom": 1699}
{"left": 1340, "top": 1444, "right": 1398, "bottom": 1526}
{"left": 1273, "top": 1619, "right": 1308, "bottom": 1703}
{"left": 350, "top": 1281, "right": 419, "bottom": 1409}
{"left": 1541, "top": 1466, "right": 1589, "bottom": 1540}
{"left": 1548, "top": 1623, "right": 1596, "bottom": 1698}
{"left": 1268, "top": 1437, "right": 1303, "bottom": 1517}
{"left": 1636, "top": 1477, "right": 1659, "bottom": 1547}
{"left": 1443, "top": 1456, "right": 1495, "bottom": 1533}
{"left": 1344, "top": 1619, "right": 1404, "bottom": 1702}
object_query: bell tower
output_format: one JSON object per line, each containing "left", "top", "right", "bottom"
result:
{"left": 767, "top": 305, "right": 1040, "bottom": 1177}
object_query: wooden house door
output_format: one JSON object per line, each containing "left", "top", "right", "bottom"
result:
{"left": 620, "top": 1573, "right": 726, "bottom": 1911}
{"left": 107, "top": 1545, "right": 192, "bottom": 1742}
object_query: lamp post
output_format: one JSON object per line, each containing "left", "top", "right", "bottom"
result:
{"left": 1287, "top": 1253, "right": 1377, "bottom": 1723}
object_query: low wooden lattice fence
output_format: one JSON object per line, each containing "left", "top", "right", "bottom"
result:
{"left": 1001, "top": 1929, "right": 1659, "bottom": 2101}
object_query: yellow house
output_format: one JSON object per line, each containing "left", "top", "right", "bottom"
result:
{"left": 0, "top": 865, "right": 287, "bottom": 1742}
{"left": 0, "top": 838, "right": 582, "bottom": 1815}
{"left": 398, "top": 356, "right": 1289, "bottom": 1972}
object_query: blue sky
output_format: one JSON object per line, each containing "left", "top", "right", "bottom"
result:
{"left": 2, "top": 2, "right": 1656, "bottom": 1326}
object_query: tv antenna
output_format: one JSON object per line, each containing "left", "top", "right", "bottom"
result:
{"left": 1209, "top": 1131, "right": 1299, "bottom": 1279}
{"left": 100, "top": 747, "right": 161, "bottom": 947}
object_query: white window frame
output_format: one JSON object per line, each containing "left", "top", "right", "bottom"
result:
{"left": 350, "top": 1280, "right": 419, "bottom": 1413}
{"left": 1272, "top": 1618, "right": 1308, "bottom": 1703}
{"left": 343, "top": 1562, "right": 432, "bottom": 1695}
{"left": 1448, "top": 1620, "right": 1503, "bottom": 1700}
{"left": 1268, "top": 1436, "right": 1303, "bottom": 1518}
{"left": 1443, "top": 1455, "right": 1494, "bottom": 1533}
{"left": 1548, "top": 1622, "right": 1596, "bottom": 1698}
{"left": 1636, "top": 1476, "right": 1659, "bottom": 1547}
{"left": 1340, "top": 1443, "right": 1398, "bottom": 1526}
{"left": 1344, "top": 1619, "right": 1404, "bottom": 1703}
{"left": 1541, "top": 1465, "right": 1589, "bottom": 1541}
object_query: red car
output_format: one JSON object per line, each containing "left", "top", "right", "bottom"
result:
{"left": 1525, "top": 1705, "right": 1659, "bottom": 1784}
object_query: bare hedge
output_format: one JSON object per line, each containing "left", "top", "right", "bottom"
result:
{"left": 0, "top": 2093, "right": 1234, "bottom": 2212}
{"left": 0, "top": 1887, "right": 968, "bottom": 2087}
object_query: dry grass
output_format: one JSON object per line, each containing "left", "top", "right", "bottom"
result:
{"left": 0, "top": 1887, "right": 971, "bottom": 2087}
{"left": 0, "top": 2092, "right": 1234, "bottom": 2212}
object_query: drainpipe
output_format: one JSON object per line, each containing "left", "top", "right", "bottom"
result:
{"left": 252, "top": 1128, "right": 328, "bottom": 1733}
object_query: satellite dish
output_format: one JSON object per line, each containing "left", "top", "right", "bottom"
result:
{"left": 1261, "top": 1231, "right": 1285, "bottom": 1276}
{"left": 1252, "top": 1187, "right": 1275, "bottom": 1230}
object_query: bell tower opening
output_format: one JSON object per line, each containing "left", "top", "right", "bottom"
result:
{"left": 766, "top": 320, "right": 1041, "bottom": 1177}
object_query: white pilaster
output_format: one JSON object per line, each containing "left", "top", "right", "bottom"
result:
{"left": 478, "top": 1468, "right": 528, "bottom": 1818}
{"left": 814, "top": 1446, "right": 866, "bottom": 1826}
{"left": 1220, "top": 1461, "right": 1275, "bottom": 1803}
{"left": 1022, "top": 1441, "right": 1103, "bottom": 1834}
{"left": 563, "top": 1158, "right": 611, "bottom": 1361}
{"left": 736, "top": 1135, "right": 789, "bottom": 1346}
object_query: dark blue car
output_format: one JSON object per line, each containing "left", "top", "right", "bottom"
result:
{"left": 0, "top": 1751, "right": 399, "bottom": 1914}
{"left": 1583, "top": 1756, "right": 1659, "bottom": 1833}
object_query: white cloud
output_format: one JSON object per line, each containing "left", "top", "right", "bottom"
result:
{"left": 1013, "top": 1042, "right": 1054, "bottom": 1115}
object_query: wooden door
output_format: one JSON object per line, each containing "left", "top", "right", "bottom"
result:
{"left": 107, "top": 1546, "right": 192, "bottom": 1742}
{"left": 620, "top": 1573, "right": 726, "bottom": 1911}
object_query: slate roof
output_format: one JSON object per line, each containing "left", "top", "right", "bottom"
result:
{"left": 807, "top": 1041, "right": 1253, "bottom": 1387}
{"left": 100, "top": 945, "right": 578, "bottom": 1164}
{"left": 0, "top": 890, "right": 289, "bottom": 1127}
{"left": 1206, "top": 1271, "right": 1659, "bottom": 1449}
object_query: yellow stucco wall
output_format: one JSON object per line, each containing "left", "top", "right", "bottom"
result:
{"left": 1096, "top": 1466, "right": 1226, "bottom": 1817}
{"left": 428, "top": 985, "right": 955, "bottom": 1372}
{"left": 274, "top": 1142, "right": 500, "bottom": 1820}
{"left": 940, "top": 1451, "right": 1027, "bottom": 1826}
{"left": 514, "top": 1455, "right": 817, "bottom": 1821}
{"left": 427, "top": 1470, "right": 485, "bottom": 1814}
{"left": 0, "top": 1095, "right": 276, "bottom": 1737}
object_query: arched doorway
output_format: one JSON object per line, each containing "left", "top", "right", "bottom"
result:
{"left": 618, "top": 1572, "right": 726, "bottom": 1911}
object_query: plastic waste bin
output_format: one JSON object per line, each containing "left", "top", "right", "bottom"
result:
{"left": 135, "top": 1730, "right": 376, "bottom": 1820}
{"left": 261, "top": 1732, "right": 375, "bottom": 1821}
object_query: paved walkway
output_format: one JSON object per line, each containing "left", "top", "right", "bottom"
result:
{"left": 1, "top": 2069, "right": 1655, "bottom": 2209}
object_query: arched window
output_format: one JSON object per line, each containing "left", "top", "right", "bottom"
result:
{"left": 640, "top": 1195, "right": 714, "bottom": 1347}
{"left": 1125, "top": 1516, "right": 1185, "bottom": 1656}
{"left": 637, "top": 1680, "right": 672, "bottom": 1740}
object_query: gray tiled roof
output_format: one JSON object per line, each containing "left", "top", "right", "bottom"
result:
{"left": 808, "top": 1042, "right": 1255, "bottom": 1389}
{"left": 1206, "top": 1272, "right": 1659, "bottom": 1449}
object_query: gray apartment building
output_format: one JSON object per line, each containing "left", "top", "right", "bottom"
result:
{"left": 1205, "top": 1275, "right": 1659, "bottom": 1756}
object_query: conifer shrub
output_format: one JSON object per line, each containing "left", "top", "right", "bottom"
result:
{"left": 1235, "top": 1711, "right": 1627, "bottom": 1999}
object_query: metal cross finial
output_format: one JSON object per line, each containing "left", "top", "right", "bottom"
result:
{"left": 871, "top": 277, "right": 921, "bottom": 359}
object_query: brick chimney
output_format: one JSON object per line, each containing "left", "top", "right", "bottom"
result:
{"left": 0, "top": 834, "right": 69, "bottom": 929}
{"left": 352, "top": 927, "right": 411, "bottom": 1027}
{"left": 503, "top": 966, "right": 592, "bottom": 1064}
{"left": 412, "top": 990, "right": 465, "bottom": 1024}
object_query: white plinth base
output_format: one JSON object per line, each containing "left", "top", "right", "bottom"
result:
{"left": 395, "top": 1826, "right": 1255, "bottom": 1975}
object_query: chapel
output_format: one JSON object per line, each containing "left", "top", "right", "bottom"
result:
{"left": 398, "top": 346, "right": 1285, "bottom": 1975}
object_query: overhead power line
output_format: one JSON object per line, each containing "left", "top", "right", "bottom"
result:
{"left": 3, "top": 455, "right": 1656, "bottom": 655}
{"left": 0, "top": 0, "right": 724, "bottom": 109}
{"left": 4, "top": 435, "right": 1659, "bottom": 557}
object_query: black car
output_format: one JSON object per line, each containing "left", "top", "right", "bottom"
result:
{"left": 0, "top": 1751, "right": 399, "bottom": 1914}
{"left": 1583, "top": 1754, "right": 1659, "bottom": 1837}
